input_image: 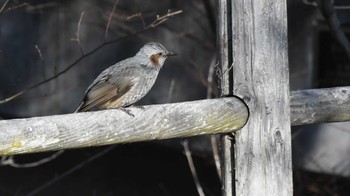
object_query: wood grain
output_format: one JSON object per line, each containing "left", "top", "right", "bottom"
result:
{"left": 291, "top": 86, "right": 350, "bottom": 125}
{"left": 230, "top": 0, "right": 293, "bottom": 195}
{"left": 217, "top": 1, "right": 234, "bottom": 195}
{"left": 0, "top": 98, "right": 248, "bottom": 155}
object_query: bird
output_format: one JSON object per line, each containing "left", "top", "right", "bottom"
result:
{"left": 75, "top": 42, "right": 176, "bottom": 114}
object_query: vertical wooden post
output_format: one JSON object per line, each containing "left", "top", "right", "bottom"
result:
{"left": 217, "top": 1, "right": 233, "bottom": 196}
{"left": 217, "top": 0, "right": 293, "bottom": 195}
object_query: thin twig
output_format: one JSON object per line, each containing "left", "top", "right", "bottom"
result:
{"left": 201, "top": 0, "right": 216, "bottom": 34}
{"left": 167, "top": 78, "right": 175, "bottom": 103}
{"left": 71, "top": 11, "right": 85, "bottom": 55}
{"left": 126, "top": 12, "right": 146, "bottom": 29}
{"left": 216, "top": 61, "right": 232, "bottom": 97}
{"left": 302, "top": 0, "right": 317, "bottom": 6}
{"left": 0, "top": 38, "right": 118, "bottom": 104}
{"left": 126, "top": 12, "right": 140, "bottom": 20}
{"left": 183, "top": 57, "right": 219, "bottom": 97}
{"left": 318, "top": 0, "right": 350, "bottom": 62}
{"left": 105, "top": 0, "right": 120, "bottom": 40}
{"left": 161, "top": 24, "right": 213, "bottom": 50}
{"left": 0, "top": 10, "right": 182, "bottom": 104}
{"left": 210, "top": 135, "right": 221, "bottom": 180}
{"left": 334, "top": 6, "right": 350, "bottom": 10}
{"left": 183, "top": 140, "right": 205, "bottom": 196}
{"left": 25, "top": 2, "right": 57, "bottom": 13}
{"left": 302, "top": 0, "right": 350, "bottom": 9}
{"left": 26, "top": 146, "right": 116, "bottom": 196}
{"left": 154, "top": 10, "right": 183, "bottom": 23}
{"left": 145, "top": 10, "right": 182, "bottom": 29}
{"left": 0, "top": 150, "right": 64, "bottom": 168}
{"left": 0, "top": 1, "right": 56, "bottom": 16}
{"left": 206, "top": 54, "right": 216, "bottom": 98}
{"left": 127, "top": 10, "right": 182, "bottom": 30}
{"left": 2, "top": 2, "right": 30, "bottom": 14}
{"left": 0, "top": 0, "right": 10, "bottom": 14}
{"left": 219, "top": 63, "right": 233, "bottom": 80}
{"left": 35, "top": 44, "right": 44, "bottom": 60}
{"left": 207, "top": 54, "right": 222, "bottom": 180}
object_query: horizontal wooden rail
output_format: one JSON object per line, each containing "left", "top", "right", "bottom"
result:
{"left": 290, "top": 86, "right": 350, "bottom": 126}
{"left": 0, "top": 97, "right": 248, "bottom": 155}
{"left": 0, "top": 86, "right": 349, "bottom": 156}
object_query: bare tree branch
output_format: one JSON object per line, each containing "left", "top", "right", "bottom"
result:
{"left": 25, "top": 2, "right": 58, "bottom": 14}
{"left": 0, "top": 0, "right": 10, "bottom": 14}
{"left": 126, "top": 12, "right": 147, "bottom": 28}
{"left": 0, "top": 1, "right": 56, "bottom": 15}
{"left": 105, "top": 0, "right": 120, "bottom": 40}
{"left": 0, "top": 150, "right": 64, "bottom": 168}
{"left": 210, "top": 135, "right": 221, "bottom": 180}
{"left": 0, "top": 9, "right": 182, "bottom": 105}
{"left": 35, "top": 44, "right": 44, "bottom": 61}
{"left": 318, "top": 0, "right": 350, "bottom": 62}
{"left": 207, "top": 54, "right": 217, "bottom": 98}
{"left": 201, "top": 0, "right": 215, "bottom": 34}
{"left": 183, "top": 140, "right": 205, "bottom": 196}
{"left": 0, "top": 1, "right": 30, "bottom": 14}
{"left": 334, "top": 5, "right": 350, "bottom": 10}
{"left": 26, "top": 146, "right": 115, "bottom": 196}
{"left": 183, "top": 57, "right": 219, "bottom": 97}
{"left": 161, "top": 24, "right": 213, "bottom": 50}
{"left": 71, "top": 11, "right": 85, "bottom": 55}
{"left": 145, "top": 10, "right": 182, "bottom": 29}
{"left": 206, "top": 54, "right": 222, "bottom": 181}
{"left": 167, "top": 78, "right": 175, "bottom": 103}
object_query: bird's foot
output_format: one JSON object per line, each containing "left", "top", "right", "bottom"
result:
{"left": 131, "top": 105, "right": 145, "bottom": 110}
{"left": 118, "top": 107, "right": 135, "bottom": 117}
{"left": 227, "top": 133, "right": 235, "bottom": 140}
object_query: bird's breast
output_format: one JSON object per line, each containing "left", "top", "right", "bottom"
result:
{"left": 121, "top": 69, "right": 159, "bottom": 106}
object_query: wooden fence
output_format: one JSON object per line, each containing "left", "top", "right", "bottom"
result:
{"left": 1, "top": 0, "right": 350, "bottom": 195}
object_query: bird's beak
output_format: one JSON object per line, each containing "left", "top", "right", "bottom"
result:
{"left": 166, "top": 51, "right": 177, "bottom": 57}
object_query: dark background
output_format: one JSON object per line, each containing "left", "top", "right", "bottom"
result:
{"left": 0, "top": 0, "right": 350, "bottom": 195}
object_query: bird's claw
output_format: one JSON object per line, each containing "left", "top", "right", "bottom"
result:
{"left": 119, "top": 107, "right": 135, "bottom": 117}
{"left": 133, "top": 105, "right": 145, "bottom": 110}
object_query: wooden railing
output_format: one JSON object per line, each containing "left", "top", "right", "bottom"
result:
{"left": 1, "top": 0, "right": 350, "bottom": 195}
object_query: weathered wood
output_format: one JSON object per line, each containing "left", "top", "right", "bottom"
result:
{"left": 291, "top": 86, "right": 350, "bottom": 126}
{"left": 217, "top": 1, "right": 234, "bottom": 195}
{"left": 0, "top": 86, "right": 349, "bottom": 157}
{"left": 220, "top": 135, "right": 233, "bottom": 196}
{"left": 217, "top": 0, "right": 230, "bottom": 97}
{"left": 230, "top": 0, "right": 293, "bottom": 195}
{"left": 0, "top": 98, "right": 248, "bottom": 156}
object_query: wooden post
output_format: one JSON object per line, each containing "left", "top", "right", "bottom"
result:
{"left": 218, "top": 0, "right": 293, "bottom": 195}
{"left": 217, "top": 1, "right": 234, "bottom": 196}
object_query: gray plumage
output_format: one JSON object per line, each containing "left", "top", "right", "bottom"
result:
{"left": 75, "top": 42, "right": 175, "bottom": 112}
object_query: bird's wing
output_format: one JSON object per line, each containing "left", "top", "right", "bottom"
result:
{"left": 76, "top": 72, "right": 138, "bottom": 112}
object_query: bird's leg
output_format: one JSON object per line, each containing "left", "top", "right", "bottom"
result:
{"left": 130, "top": 105, "right": 145, "bottom": 110}
{"left": 118, "top": 107, "right": 135, "bottom": 117}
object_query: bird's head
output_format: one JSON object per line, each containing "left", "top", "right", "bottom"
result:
{"left": 136, "top": 42, "right": 176, "bottom": 70}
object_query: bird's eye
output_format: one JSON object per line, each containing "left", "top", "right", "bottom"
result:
{"left": 157, "top": 52, "right": 163, "bottom": 56}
